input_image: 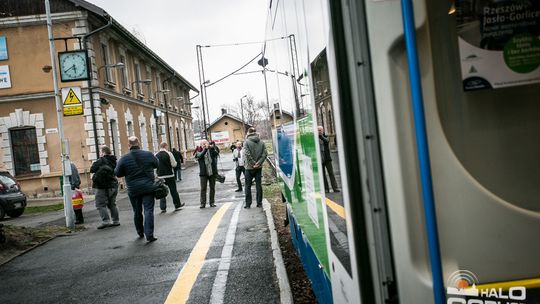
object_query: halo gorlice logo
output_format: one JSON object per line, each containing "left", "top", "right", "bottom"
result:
{"left": 446, "top": 270, "right": 527, "bottom": 304}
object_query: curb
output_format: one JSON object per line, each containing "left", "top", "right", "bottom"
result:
{"left": 0, "top": 235, "right": 56, "bottom": 267}
{"left": 263, "top": 198, "right": 293, "bottom": 304}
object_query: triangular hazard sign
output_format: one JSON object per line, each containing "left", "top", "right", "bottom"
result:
{"left": 63, "top": 88, "right": 81, "bottom": 105}
{"left": 469, "top": 65, "right": 477, "bottom": 73}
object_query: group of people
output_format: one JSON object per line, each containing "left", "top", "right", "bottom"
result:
{"left": 194, "top": 127, "right": 268, "bottom": 209}
{"left": 69, "top": 127, "right": 268, "bottom": 243}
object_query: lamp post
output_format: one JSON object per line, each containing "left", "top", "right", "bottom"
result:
{"left": 240, "top": 95, "right": 247, "bottom": 138}
{"left": 200, "top": 80, "right": 210, "bottom": 139}
{"left": 131, "top": 79, "right": 152, "bottom": 96}
{"left": 97, "top": 62, "right": 124, "bottom": 75}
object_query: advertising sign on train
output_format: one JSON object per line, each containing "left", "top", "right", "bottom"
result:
{"left": 455, "top": 0, "right": 540, "bottom": 91}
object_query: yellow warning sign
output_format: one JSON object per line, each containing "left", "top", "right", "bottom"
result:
{"left": 63, "top": 88, "right": 81, "bottom": 105}
{"left": 61, "top": 87, "right": 83, "bottom": 116}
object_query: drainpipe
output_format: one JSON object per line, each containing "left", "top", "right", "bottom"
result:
{"left": 162, "top": 73, "right": 175, "bottom": 150}
{"left": 82, "top": 17, "right": 113, "bottom": 158}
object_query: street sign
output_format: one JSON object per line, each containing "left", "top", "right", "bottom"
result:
{"left": 61, "top": 87, "right": 83, "bottom": 116}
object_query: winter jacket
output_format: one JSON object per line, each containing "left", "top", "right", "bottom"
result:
{"left": 115, "top": 147, "right": 158, "bottom": 197}
{"left": 155, "top": 149, "right": 176, "bottom": 179}
{"left": 319, "top": 134, "right": 332, "bottom": 162}
{"left": 69, "top": 162, "right": 81, "bottom": 190}
{"left": 172, "top": 149, "right": 183, "bottom": 164}
{"left": 233, "top": 148, "right": 245, "bottom": 167}
{"left": 195, "top": 147, "right": 219, "bottom": 177}
{"left": 244, "top": 133, "right": 267, "bottom": 170}
{"left": 90, "top": 154, "right": 118, "bottom": 189}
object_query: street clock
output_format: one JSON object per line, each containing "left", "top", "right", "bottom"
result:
{"left": 58, "top": 50, "right": 89, "bottom": 82}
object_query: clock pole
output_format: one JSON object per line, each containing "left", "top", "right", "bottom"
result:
{"left": 45, "top": 0, "right": 75, "bottom": 229}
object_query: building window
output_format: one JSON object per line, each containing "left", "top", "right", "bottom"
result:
{"left": 127, "top": 121, "right": 134, "bottom": 137}
{"left": 120, "top": 55, "right": 129, "bottom": 90}
{"left": 134, "top": 62, "right": 142, "bottom": 95}
{"left": 101, "top": 43, "right": 113, "bottom": 83}
{"left": 10, "top": 127, "right": 40, "bottom": 176}
{"left": 147, "top": 66, "right": 154, "bottom": 99}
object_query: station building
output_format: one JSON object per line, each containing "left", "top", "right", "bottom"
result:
{"left": 0, "top": 0, "right": 198, "bottom": 197}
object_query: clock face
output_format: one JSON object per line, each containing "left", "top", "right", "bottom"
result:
{"left": 59, "top": 51, "right": 89, "bottom": 82}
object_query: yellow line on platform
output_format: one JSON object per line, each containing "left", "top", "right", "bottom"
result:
{"left": 325, "top": 198, "right": 346, "bottom": 219}
{"left": 164, "top": 203, "right": 232, "bottom": 304}
{"left": 475, "top": 278, "right": 540, "bottom": 291}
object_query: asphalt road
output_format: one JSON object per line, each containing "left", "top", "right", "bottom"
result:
{"left": 0, "top": 152, "right": 281, "bottom": 304}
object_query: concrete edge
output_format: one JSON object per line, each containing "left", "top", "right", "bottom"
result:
{"left": 0, "top": 235, "right": 56, "bottom": 267}
{"left": 263, "top": 198, "right": 293, "bottom": 304}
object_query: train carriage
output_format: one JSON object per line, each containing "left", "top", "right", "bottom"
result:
{"left": 264, "top": 0, "right": 540, "bottom": 303}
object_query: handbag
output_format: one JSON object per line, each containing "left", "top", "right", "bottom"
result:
{"left": 215, "top": 155, "right": 226, "bottom": 183}
{"left": 130, "top": 151, "right": 169, "bottom": 199}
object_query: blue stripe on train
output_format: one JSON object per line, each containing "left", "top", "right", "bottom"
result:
{"left": 287, "top": 205, "right": 333, "bottom": 304}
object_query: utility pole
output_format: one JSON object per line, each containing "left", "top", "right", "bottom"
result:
{"left": 45, "top": 0, "right": 74, "bottom": 229}
{"left": 196, "top": 45, "right": 209, "bottom": 140}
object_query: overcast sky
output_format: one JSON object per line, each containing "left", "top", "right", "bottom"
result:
{"left": 87, "top": 0, "right": 269, "bottom": 122}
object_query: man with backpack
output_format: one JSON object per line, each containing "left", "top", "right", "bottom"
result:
{"left": 156, "top": 142, "right": 184, "bottom": 212}
{"left": 90, "top": 145, "right": 120, "bottom": 229}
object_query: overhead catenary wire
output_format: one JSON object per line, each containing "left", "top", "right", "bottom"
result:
{"left": 200, "top": 36, "right": 288, "bottom": 48}
{"left": 204, "top": 51, "right": 263, "bottom": 88}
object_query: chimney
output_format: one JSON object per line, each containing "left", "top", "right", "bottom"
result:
{"left": 221, "top": 108, "right": 227, "bottom": 115}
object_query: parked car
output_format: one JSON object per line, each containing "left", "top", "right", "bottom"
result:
{"left": 0, "top": 171, "right": 26, "bottom": 220}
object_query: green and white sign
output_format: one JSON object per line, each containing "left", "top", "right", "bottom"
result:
{"left": 456, "top": 0, "right": 540, "bottom": 91}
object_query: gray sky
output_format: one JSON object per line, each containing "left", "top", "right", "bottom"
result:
{"left": 87, "top": 0, "right": 269, "bottom": 122}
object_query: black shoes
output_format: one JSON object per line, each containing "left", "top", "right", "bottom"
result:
{"left": 147, "top": 237, "right": 158, "bottom": 243}
{"left": 244, "top": 205, "right": 251, "bottom": 209}
{"left": 200, "top": 204, "right": 206, "bottom": 209}
{"left": 235, "top": 189, "right": 243, "bottom": 192}
{"left": 256, "top": 204, "right": 262, "bottom": 208}
{"left": 137, "top": 232, "right": 144, "bottom": 238}
{"left": 209, "top": 203, "right": 216, "bottom": 207}
{"left": 110, "top": 222, "right": 120, "bottom": 227}
{"left": 97, "top": 223, "right": 110, "bottom": 229}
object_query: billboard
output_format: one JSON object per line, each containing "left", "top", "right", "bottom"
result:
{"left": 210, "top": 131, "right": 230, "bottom": 143}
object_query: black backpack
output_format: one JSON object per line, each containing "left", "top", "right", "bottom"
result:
{"left": 92, "top": 159, "right": 116, "bottom": 188}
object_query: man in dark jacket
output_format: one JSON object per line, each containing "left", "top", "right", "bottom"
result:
{"left": 115, "top": 136, "right": 159, "bottom": 242}
{"left": 171, "top": 148, "right": 183, "bottom": 181}
{"left": 90, "top": 145, "right": 120, "bottom": 229}
{"left": 156, "top": 142, "right": 184, "bottom": 212}
{"left": 318, "top": 126, "right": 339, "bottom": 193}
{"left": 194, "top": 139, "right": 219, "bottom": 208}
{"left": 243, "top": 127, "right": 268, "bottom": 208}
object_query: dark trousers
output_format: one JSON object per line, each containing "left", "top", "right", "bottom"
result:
{"left": 160, "top": 177, "right": 182, "bottom": 211}
{"left": 235, "top": 166, "right": 245, "bottom": 190}
{"left": 322, "top": 160, "right": 338, "bottom": 191}
{"left": 245, "top": 168, "right": 262, "bottom": 207}
{"left": 175, "top": 167, "right": 182, "bottom": 181}
{"left": 200, "top": 175, "right": 216, "bottom": 206}
{"left": 128, "top": 193, "right": 155, "bottom": 240}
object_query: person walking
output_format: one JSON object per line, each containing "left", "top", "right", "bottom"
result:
{"left": 232, "top": 141, "right": 245, "bottom": 192}
{"left": 115, "top": 136, "right": 159, "bottom": 242}
{"left": 90, "top": 145, "right": 120, "bottom": 229}
{"left": 318, "top": 126, "right": 340, "bottom": 193}
{"left": 171, "top": 148, "right": 183, "bottom": 181}
{"left": 156, "top": 142, "right": 184, "bottom": 213}
{"left": 243, "top": 128, "right": 267, "bottom": 208}
{"left": 69, "top": 160, "right": 84, "bottom": 224}
{"left": 195, "top": 139, "right": 219, "bottom": 208}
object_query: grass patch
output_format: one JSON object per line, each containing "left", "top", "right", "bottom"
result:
{"left": 25, "top": 203, "right": 64, "bottom": 214}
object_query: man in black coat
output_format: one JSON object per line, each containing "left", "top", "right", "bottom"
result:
{"left": 194, "top": 139, "right": 219, "bottom": 208}
{"left": 171, "top": 148, "right": 183, "bottom": 181}
{"left": 318, "top": 126, "right": 339, "bottom": 193}
{"left": 90, "top": 145, "right": 120, "bottom": 229}
{"left": 115, "top": 136, "right": 159, "bottom": 242}
{"left": 156, "top": 143, "right": 184, "bottom": 212}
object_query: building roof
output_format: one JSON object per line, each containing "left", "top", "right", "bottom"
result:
{"left": 69, "top": 0, "right": 199, "bottom": 92}
{"left": 208, "top": 113, "right": 252, "bottom": 130}
{"left": 270, "top": 109, "right": 293, "bottom": 118}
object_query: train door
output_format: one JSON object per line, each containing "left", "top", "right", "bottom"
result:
{"left": 323, "top": 0, "right": 399, "bottom": 303}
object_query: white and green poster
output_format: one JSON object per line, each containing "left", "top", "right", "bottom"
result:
{"left": 456, "top": 0, "right": 540, "bottom": 91}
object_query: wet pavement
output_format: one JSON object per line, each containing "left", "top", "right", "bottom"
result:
{"left": 0, "top": 152, "right": 285, "bottom": 304}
